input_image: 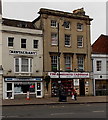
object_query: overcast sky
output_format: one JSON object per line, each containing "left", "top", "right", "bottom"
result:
{"left": 2, "top": 0, "right": 107, "bottom": 44}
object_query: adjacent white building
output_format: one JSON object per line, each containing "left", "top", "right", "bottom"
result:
{"left": 92, "top": 34, "right": 108, "bottom": 96}
{"left": 2, "top": 18, "right": 43, "bottom": 99}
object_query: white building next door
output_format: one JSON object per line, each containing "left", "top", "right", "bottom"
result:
{"left": 5, "top": 82, "right": 14, "bottom": 99}
{"left": 36, "top": 82, "right": 43, "bottom": 98}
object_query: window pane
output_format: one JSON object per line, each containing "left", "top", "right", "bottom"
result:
{"left": 21, "top": 58, "right": 29, "bottom": 72}
{"left": 8, "top": 37, "right": 14, "bottom": 47}
{"left": 51, "top": 20, "right": 57, "bottom": 27}
{"left": 97, "top": 61, "right": 101, "bottom": 71}
{"left": 7, "top": 83, "right": 12, "bottom": 91}
{"left": 64, "top": 21, "right": 70, "bottom": 29}
{"left": 77, "top": 23, "right": 83, "bottom": 31}
{"left": 51, "top": 33, "right": 58, "bottom": 45}
{"left": 21, "top": 39, "right": 26, "bottom": 48}
{"left": 34, "top": 40, "right": 38, "bottom": 48}
{"left": 51, "top": 56, "right": 58, "bottom": 71}
{"left": 15, "top": 58, "right": 19, "bottom": 72}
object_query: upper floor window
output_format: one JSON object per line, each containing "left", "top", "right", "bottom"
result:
{"left": 77, "top": 56, "right": 84, "bottom": 71}
{"left": 77, "top": 36, "right": 83, "bottom": 48}
{"left": 15, "top": 57, "right": 32, "bottom": 73}
{"left": 96, "top": 61, "right": 101, "bottom": 71}
{"left": 33, "top": 40, "right": 38, "bottom": 49}
{"left": 63, "top": 21, "right": 70, "bottom": 29}
{"left": 107, "top": 61, "right": 108, "bottom": 71}
{"left": 21, "top": 39, "right": 26, "bottom": 48}
{"left": 51, "top": 56, "right": 58, "bottom": 71}
{"left": 77, "top": 23, "right": 83, "bottom": 31}
{"left": 65, "top": 56, "right": 72, "bottom": 71}
{"left": 8, "top": 37, "right": 14, "bottom": 47}
{"left": 65, "top": 34, "right": 71, "bottom": 46}
{"left": 51, "top": 20, "right": 57, "bottom": 27}
{"left": 51, "top": 33, "right": 58, "bottom": 45}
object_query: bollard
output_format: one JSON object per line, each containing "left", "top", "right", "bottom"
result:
{"left": 26, "top": 91, "right": 30, "bottom": 100}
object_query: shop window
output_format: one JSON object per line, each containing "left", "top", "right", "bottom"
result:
{"left": 14, "top": 58, "right": 32, "bottom": 73}
{"left": 51, "top": 33, "right": 58, "bottom": 45}
{"left": 96, "top": 61, "right": 101, "bottom": 71}
{"left": 51, "top": 56, "right": 58, "bottom": 71}
{"left": 65, "top": 56, "right": 72, "bottom": 71}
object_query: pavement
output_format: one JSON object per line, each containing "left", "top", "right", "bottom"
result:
{"left": 1, "top": 96, "right": 107, "bottom": 106}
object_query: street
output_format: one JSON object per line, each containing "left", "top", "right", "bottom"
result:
{"left": 2, "top": 103, "right": 107, "bottom": 119}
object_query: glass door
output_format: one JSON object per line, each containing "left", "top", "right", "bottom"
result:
{"left": 35, "top": 82, "right": 43, "bottom": 98}
{"left": 5, "top": 82, "right": 14, "bottom": 99}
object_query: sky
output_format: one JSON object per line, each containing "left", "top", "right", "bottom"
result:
{"left": 2, "top": 0, "right": 107, "bottom": 44}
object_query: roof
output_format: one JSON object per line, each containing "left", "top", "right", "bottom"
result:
{"left": 2, "top": 18, "right": 36, "bottom": 29}
{"left": 92, "top": 34, "right": 108, "bottom": 54}
{"left": 37, "top": 8, "right": 93, "bottom": 21}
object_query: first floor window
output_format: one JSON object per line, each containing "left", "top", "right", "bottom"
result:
{"left": 65, "top": 34, "right": 71, "bottom": 46}
{"left": 21, "top": 39, "right": 26, "bottom": 48}
{"left": 15, "top": 57, "right": 32, "bottom": 73}
{"left": 96, "top": 61, "right": 101, "bottom": 71}
{"left": 65, "top": 56, "right": 72, "bottom": 71}
{"left": 77, "top": 56, "right": 84, "bottom": 71}
{"left": 51, "top": 56, "right": 58, "bottom": 71}
{"left": 51, "top": 33, "right": 58, "bottom": 45}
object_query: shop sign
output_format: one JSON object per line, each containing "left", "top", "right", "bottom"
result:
{"left": 48, "top": 72, "right": 90, "bottom": 78}
{"left": 9, "top": 50, "right": 37, "bottom": 55}
{"left": 5, "top": 78, "right": 42, "bottom": 81}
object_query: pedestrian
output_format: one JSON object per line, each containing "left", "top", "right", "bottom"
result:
{"left": 71, "top": 88, "right": 74, "bottom": 100}
{"left": 73, "top": 89, "right": 77, "bottom": 100}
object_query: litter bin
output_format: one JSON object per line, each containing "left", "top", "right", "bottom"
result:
{"left": 58, "top": 85, "right": 67, "bottom": 102}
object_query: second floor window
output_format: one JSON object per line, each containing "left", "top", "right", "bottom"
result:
{"left": 15, "top": 57, "right": 32, "bottom": 73}
{"left": 65, "top": 34, "right": 71, "bottom": 46}
{"left": 77, "top": 23, "right": 83, "bottom": 31}
{"left": 8, "top": 37, "right": 14, "bottom": 47}
{"left": 96, "top": 61, "right": 101, "bottom": 71}
{"left": 64, "top": 21, "right": 70, "bottom": 29}
{"left": 51, "top": 56, "right": 58, "bottom": 71}
{"left": 77, "top": 56, "right": 84, "bottom": 71}
{"left": 77, "top": 36, "right": 83, "bottom": 48}
{"left": 21, "top": 39, "right": 26, "bottom": 48}
{"left": 51, "top": 33, "right": 58, "bottom": 45}
{"left": 65, "top": 56, "right": 71, "bottom": 71}
{"left": 33, "top": 40, "right": 38, "bottom": 49}
{"left": 51, "top": 20, "right": 57, "bottom": 27}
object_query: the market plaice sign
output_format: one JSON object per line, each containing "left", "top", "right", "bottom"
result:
{"left": 48, "top": 72, "right": 90, "bottom": 78}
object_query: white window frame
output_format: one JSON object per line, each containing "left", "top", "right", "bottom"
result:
{"left": 65, "top": 34, "right": 71, "bottom": 47}
{"left": 51, "top": 20, "right": 57, "bottom": 28}
{"left": 51, "top": 33, "right": 58, "bottom": 45}
{"left": 96, "top": 61, "right": 102, "bottom": 71}
{"left": 77, "top": 35, "right": 83, "bottom": 48}
{"left": 65, "top": 56, "right": 72, "bottom": 71}
{"left": 77, "top": 56, "right": 84, "bottom": 71}
{"left": 77, "top": 23, "right": 83, "bottom": 31}
{"left": 51, "top": 56, "right": 58, "bottom": 71}
{"left": 14, "top": 57, "right": 32, "bottom": 73}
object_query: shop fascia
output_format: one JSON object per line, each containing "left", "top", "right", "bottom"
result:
{"left": 48, "top": 72, "right": 90, "bottom": 78}
{"left": 5, "top": 78, "right": 42, "bottom": 81}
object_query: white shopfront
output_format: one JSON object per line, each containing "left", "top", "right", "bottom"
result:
{"left": 3, "top": 78, "right": 43, "bottom": 99}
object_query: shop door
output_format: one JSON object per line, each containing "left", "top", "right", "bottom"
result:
{"left": 36, "top": 82, "right": 43, "bottom": 98}
{"left": 5, "top": 82, "right": 14, "bottom": 99}
{"left": 79, "top": 79, "right": 85, "bottom": 96}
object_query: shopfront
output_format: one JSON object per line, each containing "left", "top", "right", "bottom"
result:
{"left": 48, "top": 72, "right": 90, "bottom": 97}
{"left": 3, "top": 78, "right": 43, "bottom": 99}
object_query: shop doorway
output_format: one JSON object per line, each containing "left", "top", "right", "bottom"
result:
{"left": 36, "top": 82, "right": 43, "bottom": 98}
{"left": 79, "top": 79, "right": 85, "bottom": 96}
{"left": 5, "top": 82, "right": 14, "bottom": 99}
